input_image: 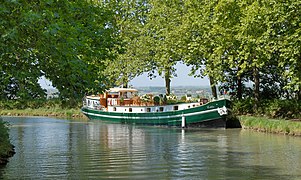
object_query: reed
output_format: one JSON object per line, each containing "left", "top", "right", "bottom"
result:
{"left": 239, "top": 116, "right": 301, "bottom": 136}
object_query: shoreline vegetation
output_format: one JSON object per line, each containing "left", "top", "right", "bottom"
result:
{"left": 1, "top": 99, "right": 301, "bottom": 137}
{"left": 239, "top": 116, "right": 301, "bottom": 136}
{"left": 233, "top": 98, "right": 301, "bottom": 136}
{"left": 0, "top": 99, "right": 86, "bottom": 119}
{"left": 2, "top": 109, "right": 301, "bottom": 137}
{"left": 0, "top": 108, "right": 86, "bottom": 119}
{"left": 0, "top": 118, "right": 15, "bottom": 165}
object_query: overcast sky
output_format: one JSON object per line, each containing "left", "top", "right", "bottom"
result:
{"left": 130, "top": 63, "right": 209, "bottom": 87}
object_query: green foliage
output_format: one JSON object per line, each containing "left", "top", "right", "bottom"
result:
{"left": 240, "top": 116, "right": 301, "bottom": 136}
{"left": 0, "top": 0, "right": 117, "bottom": 101}
{"left": 102, "top": 0, "right": 150, "bottom": 87}
{"left": 38, "top": 1, "right": 117, "bottom": 98}
{"left": 140, "top": 94, "right": 151, "bottom": 102}
{"left": 0, "top": 0, "right": 300, "bottom": 113}
{"left": 232, "top": 98, "right": 254, "bottom": 115}
{"left": 0, "top": 118, "right": 11, "bottom": 157}
{"left": 0, "top": 0, "right": 47, "bottom": 100}
{"left": 0, "top": 98, "right": 82, "bottom": 110}
{"left": 179, "top": 0, "right": 301, "bottom": 103}
{"left": 233, "top": 99, "right": 301, "bottom": 119}
{"left": 153, "top": 96, "right": 160, "bottom": 105}
{"left": 261, "top": 100, "right": 301, "bottom": 119}
{"left": 181, "top": 96, "right": 187, "bottom": 102}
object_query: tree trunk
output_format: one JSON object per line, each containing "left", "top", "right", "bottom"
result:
{"left": 209, "top": 76, "right": 217, "bottom": 99}
{"left": 165, "top": 69, "right": 171, "bottom": 95}
{"left": 253, "top": 66, "right": 260, "bottom": 112}
{"left": 237, "top": 74, "right": 242, "bottom": 100}
{"left": 297, "top": 90, "right": 301, "bottom": 101}
{"left": 122, "top": 78, "right": 128, "bottom": 88}
{"left": 237, "top": 62, "right": 243, "bottom": 100}
{"left": 122, "top": 82, "right": 128, "bottom": 88}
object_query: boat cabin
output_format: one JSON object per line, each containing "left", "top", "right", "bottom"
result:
{"left": 84, "top": 87, "right": 204, "bottom": 113}
{"left": 84, "top": 95, "right": 101, "bottom": 109}
{"left": 106, "top": 87, "right": 138, "bottom": 106}
{"left": 84, "top": 88, "right": 138, "bottom": 110}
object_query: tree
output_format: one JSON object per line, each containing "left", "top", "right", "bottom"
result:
{"left": 0, "top": 0, "right": 118, "bottom": 101}
{"left": 0, "top": 1, "right": 46, "bottom": 100}
{"left": 273, "top": 1, "right": 301, "bottom": 99}
{"left": 137, "top": 0, "right": 184, "bottom": 95}
{"left": 39, "top": 0, "right": 117, "bottom": 99}
{"left": 181, "top": 0, "right": 240, "bottom": 98}
{"left": 102, "top": 0, "right": 151, "bottom": 88}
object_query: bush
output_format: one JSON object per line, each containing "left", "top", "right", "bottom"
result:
{"left": 233, "top": 99, "right": 301, "bottom": 119}
{"left": 262, "top": 99, "right": 301, "bottom": 119}
{"left": 232, "top": 98, "right": 254, "bottom": 115}
{"left": 0, "top": 98, "right": 82, "bottom": 110}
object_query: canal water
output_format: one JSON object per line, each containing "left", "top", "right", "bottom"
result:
{"left": 1, "top": 117, "right": 301, "bottom": 179}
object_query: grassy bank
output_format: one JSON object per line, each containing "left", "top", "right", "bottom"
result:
{"left": 0, "top": 99, "right": 86, "bottom": 119}
{"left": 0, "top": 118, "right": 15, "bottom": 165}
{"left": 239, "top": 116, "right": 301, "bottom": 136}
{"left": 0, "top": 108, "right": 86, "bottom": 119}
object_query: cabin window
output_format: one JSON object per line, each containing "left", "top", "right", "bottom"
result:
{"left": 129, "top": 108, "right": 132, "bottom": 112}
{"left": 159, "top": 107, "right": 164, "bottom": 112}
{"left": 113, "top": 107, "right": 117, "bottom": 111}
{"left": 173, "top": 106, "right": 179, "bottom": 110}
{"left": 147, "top": 108, "right": 151, "bottom": 112}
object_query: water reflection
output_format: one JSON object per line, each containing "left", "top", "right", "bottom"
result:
{"left": 0, "top": 117, "right": 301, "bottom": 179}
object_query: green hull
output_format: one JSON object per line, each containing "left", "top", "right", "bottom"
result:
{"left": 81, "top": 99, "right": 231, "bottom": 128}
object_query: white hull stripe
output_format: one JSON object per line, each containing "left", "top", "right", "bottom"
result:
{"left": 82, "top": 107, "right": 227, "bottom": 120}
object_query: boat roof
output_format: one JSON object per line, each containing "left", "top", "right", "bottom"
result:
{"left": 86, "top": 95, "right": 100, "bottom": 100}
{"left": 107, "top": 87, "right": 138, "bottom": 93}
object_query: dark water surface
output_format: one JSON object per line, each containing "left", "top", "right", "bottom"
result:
{"left": 1, "top": 116, "right": 301, "bottom": 179}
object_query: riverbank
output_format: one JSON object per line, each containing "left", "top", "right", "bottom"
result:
{"left": 0, "top": 108, "right": 86, "bottom": 119}
{"left": 2, "top": 108, "right": 301, "bottom": 137}
{"left": 0, "top": 118, "right": 15, "bottom": 165}
{"left": 239, "top": 116, "right": 301, "bottom": 136}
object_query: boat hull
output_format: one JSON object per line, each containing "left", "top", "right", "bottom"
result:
{"left": 81, "top": 99, "right": 231, "bottom": 128}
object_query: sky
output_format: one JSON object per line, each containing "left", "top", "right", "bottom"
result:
{"left": 130, "top": 63, "right": 209, "bottom": 87}
{"left": 39, "top": 63, "right": 210, "bottom": 89}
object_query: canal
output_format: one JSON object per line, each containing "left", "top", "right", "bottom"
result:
{"left": 1, "top": 116, "right": 301, "bottom": 179}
